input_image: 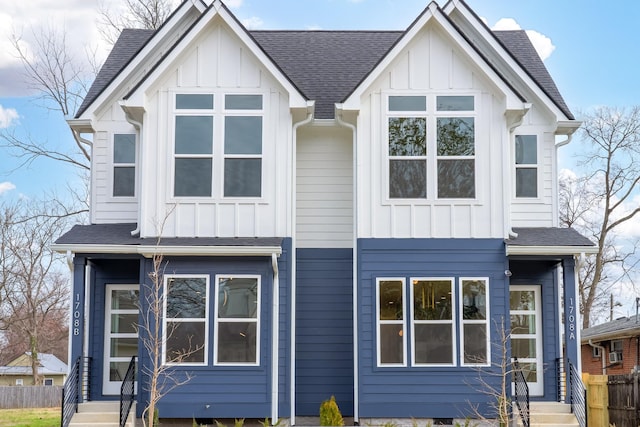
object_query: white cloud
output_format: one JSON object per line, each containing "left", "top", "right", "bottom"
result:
{"left": 242, "top": 17, "right": 264, "bottom": 30}
{"left": 491, "top": 18, "right": 555, "bottom": 61}
{"left": 0, "top": 105, "right": 19, "bottom": 128}
{"left": 0, "top": 182, "right": 16, "bottom": 195}
{"left": 225, "top": 0, "right": 244, "bottom": 7}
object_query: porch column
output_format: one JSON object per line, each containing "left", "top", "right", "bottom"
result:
{"left": 562, "top": 256, "right": 579, "bottom": 401}
{"left": 70, "top": 256, "right": 87, "bottom": 373}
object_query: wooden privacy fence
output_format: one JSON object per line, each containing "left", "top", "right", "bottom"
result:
{"left": 0, "top": 386, "right": 62, "bottom": 409}
{"left": 607, "top": 374, "right": 640, "bottom": 427}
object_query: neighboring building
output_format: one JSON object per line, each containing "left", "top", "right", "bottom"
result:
{"left": 53, "top": 0, "right": 597, "bottom": 423}
{"left": 582, "top": 315, "right": 640, "bottom": 375}
{"left": 0, "top": 353, "right": 68, "bottom": 386}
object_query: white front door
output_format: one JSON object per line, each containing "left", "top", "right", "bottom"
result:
{"left": 103, "top": 284, "right": 139, "bottom": 395}
{"left": 510, "top": 285, "right": 544, "bottom": 396}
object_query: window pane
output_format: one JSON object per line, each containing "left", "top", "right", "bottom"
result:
{"left": 111, "top": 314, "right": 138, "bottom": 334}
{"left": 463, "top": 324, "right": 487, "bottom": 364}
{"left": 515, "top": 135, "right": 537, "bottom": 164}
{"left": 225, "top": 94, "right": 262, "bottom": 110}
{"left": 462, "top": 280, "right": 487, "bottom": 320}
{"left": 175, "top": 116, "right": 213, "bottom": 154}
{"left": 110, "top": 338, "right": 138, "bottom": 357}
{"left": 218, "top": 277, "right": 258, "bottom": 319}
{"left": 113, "top": 166, "right": 135, "bottom": 197}
{"left": 165, "top": 321, "right": 206, "bottom": 363}
{"left": 217, "top": 321, "right": 257, "bottom": 363}
{"left": 516, "top": 168, "right": 537, "bottom": 197}
{"left": 414, "top": 324, "right": 453, "bottom": 364}
{"left": 437, "top": 96, "right": 474, "bottom": 111}
{"left": 225, "top": 116, "right": 262, "bottom": 154}
{"left": 389, "top": 159, "right": 426, "bottom": 199}
{"left": 379, "top": 324, "right": 404, "bottom": 364}
{"left": 174, "top": 158, "right": 212, "bottom": 197}
{"left": 510, "top": 290, "right": 536, "bottom": 310}
{"left": 166, "top": 277, "right": 207, "bottom": 319}
{"left": 379, "top": 280, "right": 403, "bottom": 320}
{"left": 413, "top": 280, "right": 452, "bottom": 320}
{"left": 224, "top": 159, "right": 261, "bottom": 197}
{"left": 518, "top": 362, "right": 538, "bottom": 382}
{"left": 437, "top": 117, "right": 474, "bottom": 156}
{"left": 176, "top": 94, "right": 213, "bottom": 109}
{"left": 112, "top": 290, "right": 139, "bottom": 310}
{"left": 437, "top": 159, "right": 475, "bottom": 198}
{"left": 389, "top": 96, "right": 426, "bottom": 112}
{"left": 114, "top": 134, "right": 135, "bottom": 163}
{"left": 512, "top": 338, "right": 537, "bottom": 359}
{"left": 389, "top": 117, "right": 426, "bottom": 156}
{"left": 511, "top": 315, "right": 536, "bottom": 335}
{"left": 109, "top": 362, "right": 134, "bottom": 381}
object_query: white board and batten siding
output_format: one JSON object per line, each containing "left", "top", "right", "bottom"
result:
{"left": 296, "top": 125, "right": 354, "bottom": 248}
{"left": 137, "top": 21, "right": 294, "bottom": 238}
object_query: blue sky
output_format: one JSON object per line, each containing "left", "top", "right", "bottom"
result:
{"left": 0, "top": 0, "right": 637, "bottom": 197}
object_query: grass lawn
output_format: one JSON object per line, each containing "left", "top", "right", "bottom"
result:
{"left": 0, "top": 408, "right": 60, "bottom": 427}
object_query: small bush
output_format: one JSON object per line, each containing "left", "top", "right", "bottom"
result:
{"left": 319, "top": 395, "right": 344, "bottom": 426}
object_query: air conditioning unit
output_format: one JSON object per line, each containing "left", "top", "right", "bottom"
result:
{"left": 609, "top": 351, "right": 622, "bottom": 364}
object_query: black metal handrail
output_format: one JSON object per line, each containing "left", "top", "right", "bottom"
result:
{"left": 120, "top": 356, "right": 136, "bottom": 427}
{"left": 513, "top": 358, "right": 530, "bottom": 427}
{"left": 61, "top": 357, "right": 81, "bottom": 427}
{"left": 568, "top": 360, "right": 587, "bottom": 427}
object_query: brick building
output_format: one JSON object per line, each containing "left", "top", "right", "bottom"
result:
{"left": 581, "top": 315, "right": 640, "bottom": 375}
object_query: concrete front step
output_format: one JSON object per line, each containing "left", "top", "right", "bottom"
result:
{"left": 516, "top": 402, "right": 579, "bottom": 427}
{"left": 69, "top": 401, "right": 136, "bottom": 427}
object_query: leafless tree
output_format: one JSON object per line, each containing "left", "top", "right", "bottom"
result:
{"left": 559, "top": 106, "right": 640, "bottom": 327}
{"left": 97, "top": 0, "right": 178, "bottom": 46}
{"left": 0, "top": 199, "right": 70, "bottom": 384}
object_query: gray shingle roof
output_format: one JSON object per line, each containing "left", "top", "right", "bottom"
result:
{"left": 493, "top": 30, "right": 573, "bottom": 120}
{"left": 55, "top": 223, "right": 283, "bottom": 247}
{"left": 75, "top": 14, "right": 574, "bottom": 120}
{"left": 582, "top": 315, "right": 640, "bottom": 341}
{"left": 507, "top": 227, "right": 595, "bottom": 247}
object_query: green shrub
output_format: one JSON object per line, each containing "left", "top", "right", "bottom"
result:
{"left": 319, "top": 395, "right": 344, "bottom": 426}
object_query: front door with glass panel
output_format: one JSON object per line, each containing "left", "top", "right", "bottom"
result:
{"left": 103, "top": 284, "right": 139, "bottom": 395}
{"left": 510, "top": 285, "right": 543, "bottom": 396}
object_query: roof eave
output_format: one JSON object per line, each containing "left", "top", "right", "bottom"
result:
{"left": 51, "top": 243, "right": 282, "bottom": 257}
{"left": 582, "top": 328, "right": 640, "bottom": 343}
{"left": 506, "top": 245, "right": 599, "bottom": 256}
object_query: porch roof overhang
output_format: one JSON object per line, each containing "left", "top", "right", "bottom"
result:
{"left": 505, "top": 227, "right": 598, "bottom": 257}
{"left": 52, "top": 223, "right": 283, "bottom": 257}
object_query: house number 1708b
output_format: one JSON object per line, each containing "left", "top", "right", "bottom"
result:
{"left": 73, "top": 293, "right": 81, "bottom": 336}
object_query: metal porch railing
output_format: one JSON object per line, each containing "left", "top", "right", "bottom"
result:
{"left": 513, "top": 358, "right": 530, "bottom": 427}
{"left": 60, "top": 357, "right": 81, "bottom": 427}
{"left": 120, "top": 356, "right": 136, "bottom": 427}
{"left": 569, "top": 360, "right": 587, "bottom": 427}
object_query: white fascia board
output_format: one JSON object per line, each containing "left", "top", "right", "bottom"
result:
{"left": 51, "top": 243, "right": 282, "bottom": 257}
{"left": 74, "top": 1, "right": 198, "bottom": 121}
{"left": 444, "top": 1, "right": 571, "bottom": 121}
{"left": 125, "top": 5, "right": 307, "bottom": 111}
{"left": 506, "top": 245, "right": 599, "bottom": 256}
{"left": 342, "top": 4, "right": 523, "bottom": 112}
{"left": 556, "top": 120, "right": 582, "bottom": 135}
{"left": 66, "top": 118, "right": 95, "bottom": 133}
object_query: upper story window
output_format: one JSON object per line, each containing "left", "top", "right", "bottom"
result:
{"left": 515, "top": 135, "right": 538, "bottom": 198}
{"left": 387, "top": 95, "right": 475, "bottom": 200}
{"left": 113, "top": 134, "right": 136, "bottom": 197}
{"left": 173, "top": 93, "right": 263, "bottom": 198}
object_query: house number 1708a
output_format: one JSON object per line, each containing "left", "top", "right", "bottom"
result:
{"left": 73, "top": 293, "right": 81, "bottom": 336}
{"left": 568, "top": 297, "right": 576, "bottom": 340}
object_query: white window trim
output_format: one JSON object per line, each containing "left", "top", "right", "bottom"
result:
{"left": 459, "top": 277, "right": 491, "bottom": 367}
{"left": 513, "top": 133, "right": 541, "bottom": 200}
{"left": 15, "top": 378, "right": 23, "bottom": 386}
{"left": 376, "top": 277, "right": 407, "bottom": 367}
{"left": 611, "top": 339, "right": 624, "bottom": 353}
{"left": 109, "top": 132, "right": 137, "bottom": 200}
{"left": 383, "top": 92, "right": 479, "bottom": 205}
{"left": 169, "top": 91, "right": 267, "bottom": 202}
{"left": 592, "top": 346, "right": 601, "bottom": 358}
{"left": 213, "top": 274, "right": 261, "bottom": 366}
{"left": 44, "top": 378, "right": 54, "bottom": 386}
{"left": 162, "top": 274, "right": 210, "bottom": 366}
{"left": 410, "top": 277, "right": 456, "bottom": 367}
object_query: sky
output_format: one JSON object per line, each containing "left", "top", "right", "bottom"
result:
{"left": 0, "top": 1, "right": 639, "bottom": 317}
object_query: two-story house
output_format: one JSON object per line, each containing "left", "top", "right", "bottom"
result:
{"left": 54, "top": 0, "right": 597, "bottom": 424}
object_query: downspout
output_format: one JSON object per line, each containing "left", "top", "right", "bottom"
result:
{"left": 290, "top": 109, "right": 313, "bottom": 425}
{"left": 65, "top": 251, "right": 74, "bottom": 375}
{"left": 504, "top": 106, "right": 530, "bottom": 239}
{"left": 335, "top": 107, "right": 359, "bottom": 424}
{"left": 271, "top": 252, "right": 280, "bottom": 422}
{"left": 588, "top": 340, "right": 607, "bottom": 375}
{"left": 123, "top": 109, "right": 143, "bottom": 236}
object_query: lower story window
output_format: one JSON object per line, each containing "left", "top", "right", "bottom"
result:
{"left": 460, "top": 278, "right": 489, "bottom": 366}
{"left": 215, "top": 275, "right": 260, "bottom": 365}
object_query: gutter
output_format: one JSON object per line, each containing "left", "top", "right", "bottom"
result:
{"left": 588, "top": 340, "right": 607, "bottom": 375}
{"left": 121, "top": 104, "right": 144, "bottom": 236}
{"left": 51, "top": 243, "right": 283, "bottom": 257}
{"left": 504, "top": 105, "right": 530, "bottom": 239}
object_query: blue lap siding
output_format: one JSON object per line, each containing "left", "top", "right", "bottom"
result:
{"left": 357, "top": 238, "right": 509, "bottom": 419}
{"left": 295, "top": 248, "right": 354, "bottom": 416}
